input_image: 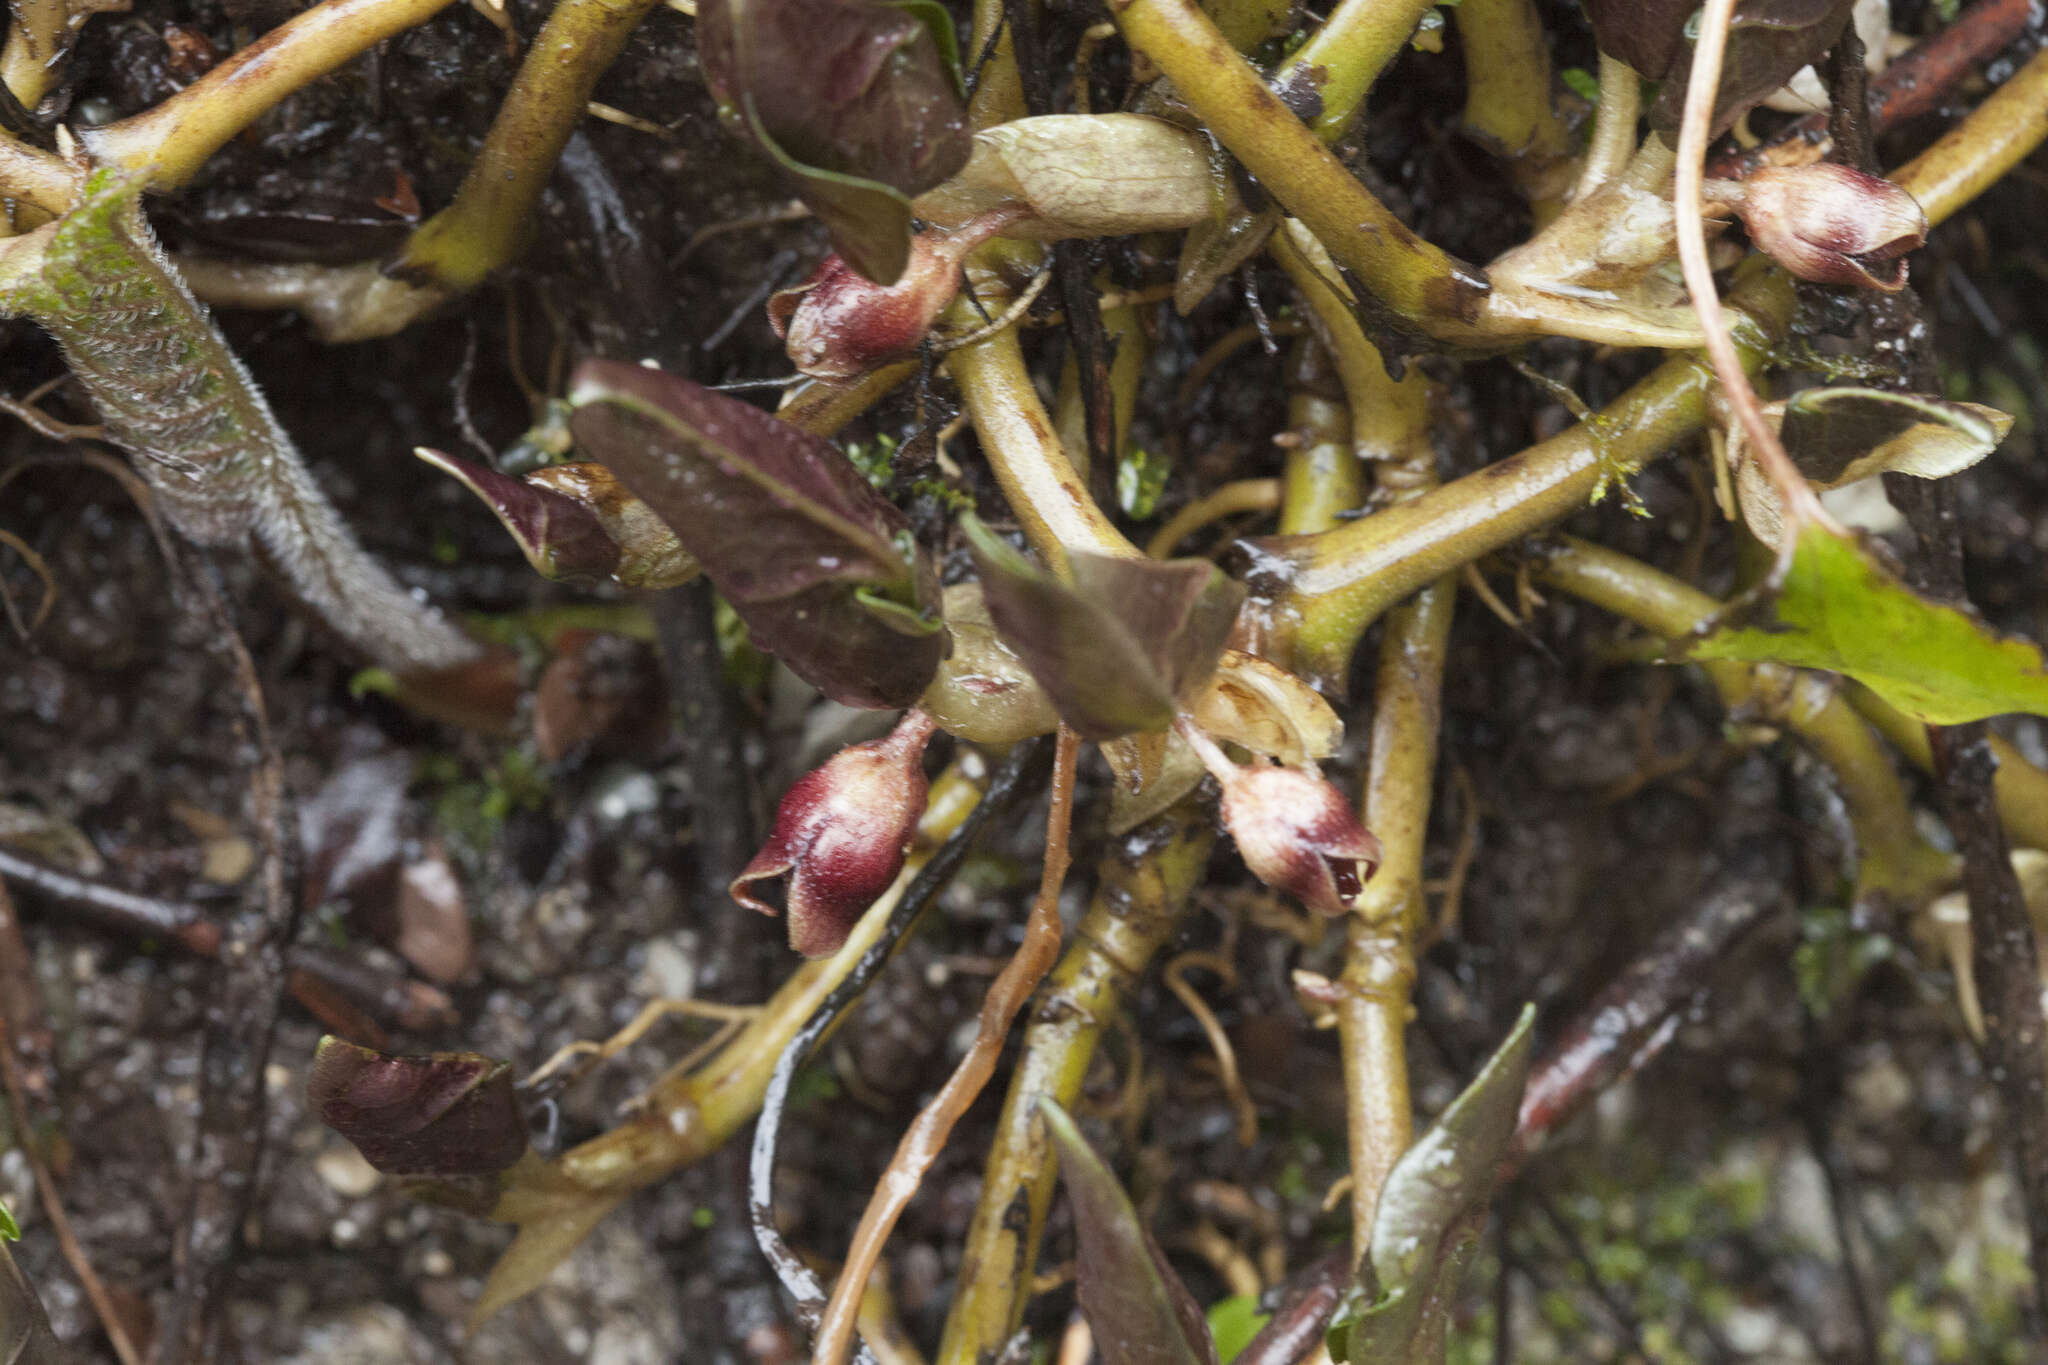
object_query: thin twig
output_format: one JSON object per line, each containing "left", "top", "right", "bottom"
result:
{"left": 156, "top": 553, "right": 303, "bottom": 1364}
{"left": 1673, "top": 0, "right": 1834, "bottom": 568}
{"left": 812, "top": 729, "right": 1081, "bottom": 1365}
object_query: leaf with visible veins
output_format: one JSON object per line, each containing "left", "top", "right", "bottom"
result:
{"left": 569, "top": 360, "right": 944, "bottom": 710}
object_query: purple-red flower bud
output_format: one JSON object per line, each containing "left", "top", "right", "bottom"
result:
{"left": 731, "top": 710, "right": 938, "bottom": 956}
{"left": 1721, "top": 164, "right": 1927, "bottom": 293}
{"left": 1218, "top": 763, "right": 1382, "bottom": 916}
{"left": 769, "top": 210, "right": 1021, "bottom": 379}
{"left": 1181, "top": 721, "right": 1379, "bottom": 916}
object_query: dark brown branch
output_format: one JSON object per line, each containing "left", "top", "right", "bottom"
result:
{"left": 1710, "top": 0, "right": 2035, "bottom": 179}
{"left": 0, "top": 848, "right": 454, "bottom": 1032}
{"left": 1507, "top": 841, "right": 1792, "bottom": 1175}
{"left": 155, "top": 554, "right": 304, "bottom": 1364}
{"left": 1231, "top": 1253, "right": 1350, "bottom": 1365}
{"left": 651, "top": 580, "right": 763, "bottom": 996}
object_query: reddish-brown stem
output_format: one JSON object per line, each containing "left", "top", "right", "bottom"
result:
{"left": 811, "top": 727, "right": 1082, "bottom": 1365}
{"left": 1709, "top": 0, "right": 2036, "bottom": 180}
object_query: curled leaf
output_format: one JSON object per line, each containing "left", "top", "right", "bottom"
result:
{"left": 2, "top": 1231, "right": 66, "bottom": 1365}
{"left": 1731, "top": 389, "right": 2011, "bottom": 547}
{"left": 699, "top": 0, "right": 970, "bottom": 281}
{"left": 307, "top": 1037, "right": 528, "bottom": 1176}
{"left": 568, "top": 360, "right": 944, "bottom": 709}
{"left": 420, "top": 449, "right": 699, "bottom": 588}
{"left": 915, "top": 115, "right": 1219, "bottom": 241}
{"left": 1340, "top": 1006, "right": 1535, "bottom": 1365}
{"left": 1040, "top": 1098, "right": 1222, "bottom": 1365}
{"left": 963, "top": 514, "right": 1244, "bottom": 740}
{"left": 1686, "top": 522, "right": 2048, "bottom": 724}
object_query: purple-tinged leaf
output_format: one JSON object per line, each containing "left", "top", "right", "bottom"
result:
{"left": 698, "top": 0, "right": 969, "bottom": 282}
{"left": 307, "top": 1037, "right": 528, "bottom": 1176}
{"left": 418, "top": 448, "right": 622, "bottom": 582}
{"left": 1040, "top": 1098, "right": 1221, "bottom": 1365}
{"left": 1584, "top": 0, "right": 1698, "bottom": 81}
{"left": 568, "top": 360, "right": 944, "bottom": 710}
{"left": 1644, "top": 0, "right": 1859, "bottom": 136}
{"left": 1337, "top": 1006, "right": 1534, "bottom": 1365}
{"left": 963, "top": 515, "right": 1243, "bottom": 740}
{"left": 419, "top": 451, "right": 699, "bottom": 589}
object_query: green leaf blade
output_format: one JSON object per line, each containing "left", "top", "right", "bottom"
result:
{"left": 1041, "top": 1098, "right": 1222, "bottom": 1365}
{"left": 1688, "top": 524, "right": 2048, "bottom": 724}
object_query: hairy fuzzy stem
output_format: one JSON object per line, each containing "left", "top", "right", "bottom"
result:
{"left": 935, "top": 799, "right": 1215, "bottom": 1365}
{"left": 0, "top": 174, "right": 477, "bottom": 670}
{"left": 1531, "top": 537, "right": 1954, "bottom": 912}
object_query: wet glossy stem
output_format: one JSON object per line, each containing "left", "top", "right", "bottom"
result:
{"left": 1111, "top": 0, "right": 1491, "bottom": 345}
{"left": 1890, "top": 42, "right": 2048, "bottom": 231}
{"left": 2, "top": 0, "right": 73, "bottom": 113}
{"left": 1270, "top": 0, "right": 1436, "bottom": 143}
{"left": 1325, "top": 357, "right": 1449, "bottom": 1252}
{"left": 79, "top": 0, "right": 460, "bottom": 189}
{"left": 1574, "top": 53, "right": 1642, "bottom": 200}
{"left": 1277, "top": 263, "right": 1795, "bottom": 681}
{"left": 1846, "top": 684, "right": 2048, "bottom": 854}
{"left": 1147, "top": 477, "right": 1281, "bottom": 557}
{"left": 778, "top": 361, "right": 921, "bottom": 438}
{"left": 935, "top": 799, "right": 1216, "bottom": 1365}
{"left": 1450, "top": 0, "right": 1573, "bottom": 217}
{"left": 946, "top": 315, "right": 1140, "bottom": 572}
{"left": 812, "top": 729, "right": 1081, "bottom": 1365}
{"left": 1531, "top": 537, "right": 1954, "bottom": 908}
{"left": 1269, "top": 226, "right": 1434, "bottom": 495}
{"left": 393, "top": 0, "right": 660, "bottom": 291}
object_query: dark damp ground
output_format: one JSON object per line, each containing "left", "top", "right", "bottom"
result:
{"left": 4, "top": 1, "right": 2048, "bottom": 1360}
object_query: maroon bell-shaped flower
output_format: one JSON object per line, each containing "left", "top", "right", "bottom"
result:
{"left": 1181, "top": 723, "right": 1381, "bottom": 916}
{"left": 1713, "top": 163, "right": 1927, "bottom": 293}
{"left": 732, "top": 710, "right": 939, "bottom": 956}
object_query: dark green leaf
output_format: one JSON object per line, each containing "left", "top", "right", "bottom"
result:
{"left": 569, "top": 360, "right": 944, "bottom": 709}
{"left": 1344, "top": 1005, "right": 1534, "bottom": 1365}
{"left": 1777, "top": 387, "right": 2010, "bottom": 487}
{"left": 307, "top": 1037, "right": 528, "bottom": 1176}
{"left": 963, "top": 515, "right": 1243, "bottom": 740}
{"left": 1686, "top": 522, "right": 2048, "bottom": 724}
{"left": 1040, "top": 1098, "right": 1222, "bottom": 1365}
{"left": 3, "top": 1235, "right": 67, "bottom": 1365}
{"left": 699, "top": 0, "right": 970, "bottom": 282}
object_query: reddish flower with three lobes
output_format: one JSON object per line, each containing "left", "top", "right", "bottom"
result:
{"left": 1181, "top": 722, "right": 1381, "bottom": 916}
{"left": 731, "top": 710, "right": 938, "bottom": 956}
